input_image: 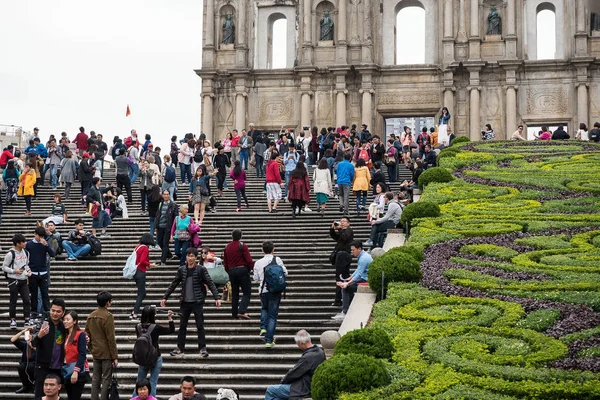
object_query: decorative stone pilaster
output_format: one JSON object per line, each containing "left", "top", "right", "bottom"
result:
{"left": 575, "top": 0, "right": 588, "bottom": 57}
{"left": 505, "top": 0, "right": 517, "bottom": 59}
{"left": 468, "top": 0, "right": 481, "bottom": 60}
{"left": 336, "top": 0, "right": 348, "bottom": 64}
{"left": 466, "top": 63, "right": 484, "bottom": 140}
{"left": 203, "top": 0, "right": 215, "bottom": 68}
{"left": 235, "top": 1, "right": 248, "bottom": 67}
{"left": 443, "top": 0, "right": 455, "bottom": 64}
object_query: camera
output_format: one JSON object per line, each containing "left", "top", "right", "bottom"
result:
{"left": 333, "top": 221, "right": 340, "bottom": 226}
{"left": 303, "top": 126, "right": 310, "bottom": 131}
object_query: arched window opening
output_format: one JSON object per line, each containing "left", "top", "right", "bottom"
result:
{"left": 395, "top": 5, "right": 426, "bottom": 65}
{"left": 268, "top": 15, "right": 288, "bottom": 69}
{"left": 536, "top": 4, "right": 556, "bottom": 60}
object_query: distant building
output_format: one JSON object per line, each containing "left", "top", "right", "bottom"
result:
{"left": 0, "top": 125, "right": 25, "bottom": 150}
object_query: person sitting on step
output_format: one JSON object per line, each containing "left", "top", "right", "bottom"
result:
{"left": 168, "top": 375, "right": 207, "bottom": 400}
{"left": 363, "top": 192, "right": 403, "bottom": 248}
{"left": 333, "top": 241, "right": 373, "bottom": 320}
{"left": 62, "top": 219, "right": 92, "bottom": 261}
{"left": 264, "top": 330, "right": 326, "bottom": 400}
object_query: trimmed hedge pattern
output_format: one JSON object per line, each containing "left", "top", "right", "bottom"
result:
{"left": 343, "top": 142, "right": 600, "bottom": 399}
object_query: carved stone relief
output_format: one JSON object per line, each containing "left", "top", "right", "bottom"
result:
{"left": 526, "top": 88, "right": 567, "bottom": 115}
{"left": 378, "top": 91, "right": 440, "bottom": 108}
{"left": 258, "top": 94, "right": 295, "bottom": 124}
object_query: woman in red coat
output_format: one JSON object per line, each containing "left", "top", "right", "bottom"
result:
{"left": 288, "top": 161, "right": 311, "bottom": 218}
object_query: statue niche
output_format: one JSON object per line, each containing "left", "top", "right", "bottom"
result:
{"left": 222, "top": 14, "right": 235, "bottom": 45}
{"left": 487, "top": 6, "right": 502, "bottom": 35}
{"left": 320, "top": 11, "right": 334, "bottom": 41}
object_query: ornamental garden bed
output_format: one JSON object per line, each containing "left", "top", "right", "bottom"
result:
{"left": 312, "top": 140, "right": 600, "bottom": 399}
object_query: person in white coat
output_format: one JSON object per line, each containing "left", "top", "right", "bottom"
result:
{"left": 313, "top": 158, "right": 333, "bottom": 216}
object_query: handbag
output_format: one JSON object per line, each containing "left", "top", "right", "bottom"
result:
{"left": 176, "top": 217, "right": 191, "bottom": 241}
{"left": 410, "top": 142, "right": 418, "bottom": 149}
{"left": 206, "top": 259, "right": 230, "bottom": 285}
{"left": 91, "top": 203, "right": 99, "bottom": 218}
{"left": 329, "top": 249, "right": 338, "bottom": 266}
{"left": 62, "top": 362, "right": 76, "bottom": 380}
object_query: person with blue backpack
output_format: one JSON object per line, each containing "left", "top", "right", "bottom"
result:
{"left": 161, "top": 155, "right": 177, "bottom": 198}
{"left": 253, "top": 240, "right": 288, "bottom": 348}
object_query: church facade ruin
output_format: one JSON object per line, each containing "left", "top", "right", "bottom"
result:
{"left": 196, "top": 0, "right": 600, "bottom": 141}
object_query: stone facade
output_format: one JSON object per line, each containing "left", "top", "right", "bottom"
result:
{"left": 196, "top": 0, "right": 600, "bottom": 142}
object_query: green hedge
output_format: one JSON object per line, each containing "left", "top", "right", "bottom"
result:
{"left": 450, "top": 135, "right": 471, "bottom": 145}
{"left": 311, "top": 354, "right": 390, "bottom": 400}
{"left": 516, "top": 309, "right": 561, "bottom": 332}
{"left": 334, "top": 328, "right": 394, "bottom": 360}
{"left": 418, "top": 167, "right": 454, "bottom": 189}
{"left": 400, "top": 201, "right": 441, "bottom": 225}
{"left": 367, "top": 251, "right": 422, "bottom": 296}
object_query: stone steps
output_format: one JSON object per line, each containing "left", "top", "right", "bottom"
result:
{"left": 0, "top": 169, "right": 379, "bottom": 399}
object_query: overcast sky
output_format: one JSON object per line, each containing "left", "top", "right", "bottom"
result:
{"left": 0, "top": 0, "right": 204, "bottom": 155}
{"left": 0, "top": 2, "right": 559, "bottom": 153}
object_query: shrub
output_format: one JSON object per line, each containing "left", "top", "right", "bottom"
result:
{"left": 516, "top": 309, "right": 561, "bottom": 332}
{"left": 400, "top": 201, "right": 441, "bottom": 225}
{"left": 437, "top": 147, "right": 461, "bottom": 163}
{"left": 451, "top": 135, "right": 471, "bottom": 145}
{"left": 514, "top": 235, "right": 573, "bottom": 250}
{"left": 387, "top": 245, "right": 424, "bottom": 262}
{"left": 311, "top": 354, "right": 391, "bottom": 400}
{"left": 368, "top": 251, "right": 422, "bottom": 296}
{"left": 418, "top": 167, "right": 454, "bottom": 189}
{"left": 335, "top": 328, "right": 394, "bottom": 360}
{"left": 460, "top": 244, "right": 519, "bottom": 260}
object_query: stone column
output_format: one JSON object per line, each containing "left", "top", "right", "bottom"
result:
{"left": 362, "top": 0, "right": 373, "bottom": 63}
{"left": 469, "top": 0, "right": 481, "bottom": 59}
{"left": 469, "top": 87, "right": 480, "bottom": 140}
{"left": 236, "top": 1, "right": 247, "bottom": 67}
{"left": 202, "top": 94, "right": 214, "bottom": 141}
{"left": 361, "top": 90, "right": 373, "bottom": 129}
{"left": 235, "top": 93, "right": 246, "bottom": 131}
{"left": 506, "top": 86, "right": 517, "bottom": 138}
{"left": 457, "top": 0, "right": 467, "bottom": 41}
{"left": 336, "top": 91, "right": 347, "bottom": 128}
{"left": 203, "top": 0, "right": 215, "bottom": 68}
{"left": 302, "top": 0, "right": 313, "bottom": 65}
{"left": 575, "top": 0, "right": 589, "bottom": 56}
{"left": 336, "top": 0, "right": 348, "bottom": 63}
{"left": 577, "top": 83, "right": 589, "bottom": 125}
{"left": 443, "top": 0, "right": 455, "bottom": 63}
{"left": 302, "top": 92, "right": 312, "bottom": 128}
{"left": 505, "top": 0, "right": 517, "bottom": 59}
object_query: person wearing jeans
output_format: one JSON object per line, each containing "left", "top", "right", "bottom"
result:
{"left": 333, "top": 241, "right": 372, "bottom": 320}
{"left": 364, "top": 192, "right": 403, "bottom": 247}
{"left": 132, "top": 305, "right": 174, "bottom": 397}
{"left": 161, "top": 248, "right": 222, "bottom": 357}
{"left": 3, "top": 233, "right": 32, "bottom": 328}
{"left": 63, "top": 219, "right": 92, "bottom": 261}
{"left": 172, "top": 205, "right": 192, "bottom": 266}
{"left": 335, "top": 153, "right": 355, "bottom": 216}
{"left": 264, "top": 330, "right": 326, "bottom": 400}
{"left": 26, "top": 226, "right": 55, "bottom": 315}
{"left": 254, "top": 241, "right": 288, "bottom": 347}
{"left": 223, "top": 229, "right": 254, "bottom": 319}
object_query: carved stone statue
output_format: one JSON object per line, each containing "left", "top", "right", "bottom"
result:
{"left": 320, "top": 11, "right": 334, "bottom": 41}
{"left": 222, "top": 15, "right": 235, "bottom": 45}
{"left": 487, "top": 6, "right": 502, "bottom": 35}
{"left": 592, "top": 13, "right": 600, "bottom": 31}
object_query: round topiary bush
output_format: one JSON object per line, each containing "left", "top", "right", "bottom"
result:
{"left": 399, "top": 201, "right": 441, "bottom": 226}
{"left": 311, "top": 354, "right": 391, "bottom": 400}
{"left": 388, "top": 245, "right": 424, "bottom": 262}
{"left": 418, "top": 167, "right": 454, "bottom": 189}
{"left": 450, "top": 135, "right": 471, "bottom": 145}
{"left": 367, "top": 250, "right": 422, "bottom": 296}
{"left": 334, "top": 328, "right": 394, "bottom": 360}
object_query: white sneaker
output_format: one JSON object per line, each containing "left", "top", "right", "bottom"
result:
{"left": 304, "top": 207, "right": 312, "bottom": 212}
{"left": 331, "top": 312, "right": 346, "bottom": 320}
{"left": 151, "top": 245, "right": 161, "bottom": 251}
{"left": 10, "top": 319, "right": 17, "bottom": 329}
{"left": 362, "top": 241, "right": 374, "bottom": 246}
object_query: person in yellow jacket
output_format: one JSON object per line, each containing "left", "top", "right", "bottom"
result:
{"left": 352, "top": 158, "right": 371, "bottom": 215}
{"left": 18, "top": 163, "right": 36, "bottom": 215}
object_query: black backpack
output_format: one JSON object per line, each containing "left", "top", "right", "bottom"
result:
{"left": 193, "top": 149, "right": 203, "bottom": 163}
{"left": 87, "top": 234, "right": 102, "bottom": 256}
{"left": 132, "top": 323, "right": 158, "bottom": 367}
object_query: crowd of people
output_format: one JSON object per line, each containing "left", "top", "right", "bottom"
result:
{"left": 0, "top": 122, "right": 431, "bottom": 400}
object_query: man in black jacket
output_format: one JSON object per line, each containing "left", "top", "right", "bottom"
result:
{"left": 551, "top": 125, "right": 570, "bottom": 140}
{"left": 115, "top": 148, "right": 133, "bottom": 203}
{"left": 161, "top": 248, "right": 221, "bottom": 358}
{"left": 78, "top": 153, "right": 93, "bottom": 206}
{"left": 264, "top": 330, "right": 326, "bottom": 400}
{"left": 32, "top": 298, "right": 66, "bottom": 399}
{"left": 155, "top": 190, "right": 178, "bottom": 265}
{"left": 330, "top": 216, "right": 354, "bottom": 307}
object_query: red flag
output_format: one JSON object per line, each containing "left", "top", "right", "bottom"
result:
{"left": 126, "top": 105, "right": 131, "bottom": 117}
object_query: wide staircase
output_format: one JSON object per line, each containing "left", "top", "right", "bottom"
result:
{"left": 0, "top": 164, "right": 391, "bottom": 399}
